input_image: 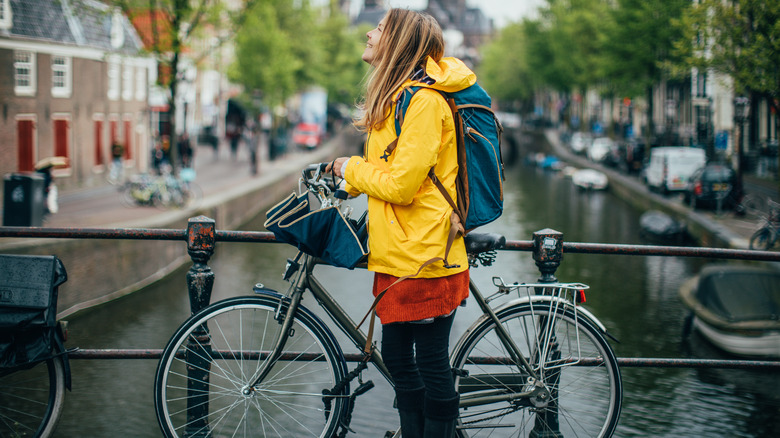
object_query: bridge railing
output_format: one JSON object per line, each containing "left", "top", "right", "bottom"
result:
{"left": 2, "top": 215, "right": 780, "bottom": 370}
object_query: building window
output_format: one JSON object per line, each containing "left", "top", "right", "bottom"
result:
{"left": 135, "top": 66, "right": 146, "bottom": 101}
{"left": 122, "top": 63, "right": 133, "bottom": 101}
{"left": 0, "top": 0, "right": 13, "bottom": 29}
{"left": 51, "top": 56, "right": 72, "bottom": 98}
{"left": 107, "top": 56, "right": 120, "bottom": 100}
{"left": 14, "top": 51, "right": 36, "bottom": 96}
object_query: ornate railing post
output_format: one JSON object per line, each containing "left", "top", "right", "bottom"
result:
{"left": 186, "top": 216, "right": 216, "bottom": 314}
{"left": 530, "top": 228, "right": 564, "bottom": 438}
{"left": 532, "top": 228, "right": 563, "bottom": 283}
{"left": 184, "top": 216, "right": 216, "bottom": 437}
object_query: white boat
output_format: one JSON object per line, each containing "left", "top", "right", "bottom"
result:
{"left": 679, "top": 264, "right": 780, "bottom": 358}
{"left": 571, "top": 168, "right": 608, "bottom": 190}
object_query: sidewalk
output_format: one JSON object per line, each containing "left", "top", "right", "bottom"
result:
{"left": 42, "top": 133, "right": 346, "bottom": 229}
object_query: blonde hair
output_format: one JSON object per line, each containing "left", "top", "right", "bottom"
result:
{"left": 354, "top": 9, "right": 445, "bottom": 132}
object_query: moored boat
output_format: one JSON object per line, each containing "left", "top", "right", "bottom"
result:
{"left": 571, "top": 168, "right": 608, "bottom": 190}
{"left": 679, "top": 264, "right": 780, "bottom": 358}
{"left": 639, "top": 210, "right": 689, "bottom": 244}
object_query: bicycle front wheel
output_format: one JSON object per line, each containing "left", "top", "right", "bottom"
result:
{"left": 451, "top": 302, "right": 622, "bottom": 438}
{"left": 0, "top": 355, "right": 67, "bottom": 438}
{"left": 154, "top": 294, "right": 349, "bottom": 438}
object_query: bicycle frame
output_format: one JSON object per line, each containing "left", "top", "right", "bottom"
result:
{"left": 246, "top": 252, "right": 595, "bottom": 411}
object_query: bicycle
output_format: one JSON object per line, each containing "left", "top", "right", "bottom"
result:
{"left": 120, "top": 168, "right": 202, "bottom": 210}
{"left": 153, "top": 164, "right": 623, "bottom": 437}
{"left": 749, "top": 199, "right": 780, "bottom": 250}
{"left": 0, "top": 255, "right": 72, "bottom": 438}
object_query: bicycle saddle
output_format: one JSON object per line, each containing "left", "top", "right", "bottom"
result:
{"left": 464, "top": 232, "right": 506, "bottom": 255}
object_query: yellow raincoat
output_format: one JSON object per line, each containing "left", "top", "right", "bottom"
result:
{"left": 344, "top": 57, "right": 476, "bottom": 278}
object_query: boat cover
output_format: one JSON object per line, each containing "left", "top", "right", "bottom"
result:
{"left": 695, "top": 265, "right": 780, "bottom": 323}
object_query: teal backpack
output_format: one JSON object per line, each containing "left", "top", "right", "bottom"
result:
{"left": 385, "top": 83, "right": 505, "bottom": 232}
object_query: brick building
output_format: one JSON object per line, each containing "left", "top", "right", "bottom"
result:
{"left": 0, "top": 0, "right": 154, "bottom": 203}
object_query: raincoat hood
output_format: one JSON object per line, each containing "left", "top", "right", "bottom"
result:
{"left": 405, "top": 56, "right": 477, "bottom": 95}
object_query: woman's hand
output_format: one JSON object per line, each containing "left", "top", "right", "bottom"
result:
{"left": 327, "top": 157, "right": 350, "bottom": 178}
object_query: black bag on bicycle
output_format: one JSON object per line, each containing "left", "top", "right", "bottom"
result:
{"left": 265, "top": 192, "right": 368, "bottom": 269}
{"left": 0, "top": 254, "right": 67, "bottom": 369}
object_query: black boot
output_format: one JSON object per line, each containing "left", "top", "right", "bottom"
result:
{"left": 423, "top": 393, "right": 459, "bottom": 437}
{"left": 396, "top": 387, "right": 425, "bottom": 438}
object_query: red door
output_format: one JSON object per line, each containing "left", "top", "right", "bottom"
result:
{"left": 17, "top": 119, "right": 35, "bottom": 172}
{"left": 94, "top": 120, "right": 104, "bottom": 166}
{"left": 123, "top": 119, "right": 132, "bottom": 160}
{"left": 53, "top": 119, "right": 70, "bottom": 164}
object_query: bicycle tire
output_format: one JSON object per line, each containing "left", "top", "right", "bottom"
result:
{"left": 749, "top": 227, "right": 773, "bottom": 250}
{"left": 0, "top": 354, "right": 67, "bottom": 438}
{"left": 154, "top": 294, "right": 350, "bottom": 438}
{"left": 451, "top": 301, "right": 622, "bottom": 438}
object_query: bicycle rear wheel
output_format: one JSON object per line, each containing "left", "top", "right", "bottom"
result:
{"left": 154, "top": 294, "right": 349, "bottom": 438}
{"left": 451, "top": 302, "right": 622, "bottom": 438}
{"left": 749, "top": 228, "right": 773, "bottom": 250}
{"left": 0, "top": 355, "right": 67, "bottom": 438}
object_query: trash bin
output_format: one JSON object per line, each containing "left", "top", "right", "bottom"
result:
{"left": 3, "top": 173, "right": 45, "bottom": 227}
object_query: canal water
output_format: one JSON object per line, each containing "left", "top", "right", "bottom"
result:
{"left": 54, "top": 160, "right": 780, "bottom": 437}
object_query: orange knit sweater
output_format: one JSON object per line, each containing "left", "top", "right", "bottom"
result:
{"left": 372, "top": 270, "right": 470, "bottom": 324}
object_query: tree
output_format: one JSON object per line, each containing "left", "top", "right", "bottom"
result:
{"left": 114, "top": 0, "right": 258, "bottom": 170}
{"left": 600, "top": 0, "right": 690, "bottom": 142}
{"left": 673, "top": 0, "right": 780, "bottom": 115}
{"left": 478, "top": 21, "right": 535, "bottom": 109}
{"left": 315, "top": 6, "right": 370, "bottom": 107}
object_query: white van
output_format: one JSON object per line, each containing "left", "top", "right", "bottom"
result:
{"left": 644, "top": 147, "right": 706, "bottom": 193}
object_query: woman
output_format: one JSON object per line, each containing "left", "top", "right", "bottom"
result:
{"left": 327, "top": 8, "right": 477, "bottom": 437}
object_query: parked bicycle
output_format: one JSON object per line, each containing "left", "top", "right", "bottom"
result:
{"left": 153, "top": 164, "right": 623, "bottom": 437}
{"left": 749, "top": 199, "right": 780, "bottom": 250}
{"left": 0, "top": 255, "right": 72, "bottom": 438}
{"left": 120, "top": 166, "right": 201, "bottom": 210}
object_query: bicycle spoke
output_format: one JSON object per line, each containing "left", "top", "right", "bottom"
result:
{"left": 155, "top": 295, "right": 347, "bottom": 437}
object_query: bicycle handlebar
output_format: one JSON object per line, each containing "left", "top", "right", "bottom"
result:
{"left": 302, "top": 163, "right": 348, "bottom": 200}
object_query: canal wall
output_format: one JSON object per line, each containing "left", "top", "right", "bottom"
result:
{"left": 0, "top": 129, "right": 355, "bottom": 318}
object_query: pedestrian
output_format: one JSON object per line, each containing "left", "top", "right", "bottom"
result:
{"left": 326, "top": 9, "right": 470, "bottom": 437}
{"left": 109, "top": 141, "right": 124, "bottom": 184}
{"left": 177, "top": 132, "right": 194, "bottom": 169}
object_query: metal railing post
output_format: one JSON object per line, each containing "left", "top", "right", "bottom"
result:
{"left": 532, "top": 228, "right": 563, "bottom": 283}
{"left": 530, "top": 228, "right": 564, "bottom": 438}
{"left": 184, "top": 216, "right": 216, "bottom": 437}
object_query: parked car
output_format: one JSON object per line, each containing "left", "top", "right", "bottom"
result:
{"left": 587, "top": 137, "right": 616, "bottom": 163}
{"left": 644, "top": 147, "right": 706, "bottom": 194}
{"left": 292, "top": 122, "right": 323, "bottom": 150}
{"left": 569, "top": 132, "right": 591, "bottom": 155}
{"left": 682, "top": 163, "right": 740, "bottom": 210}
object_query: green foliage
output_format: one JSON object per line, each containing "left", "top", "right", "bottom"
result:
{"left": 229, "top": 0, "right": 368, "bottom": 107}
{"left": 478, "top": 22, "right": 535, "bottom": 105}
{"left": 601, "top": 0, "right": 689, "bottom": 97}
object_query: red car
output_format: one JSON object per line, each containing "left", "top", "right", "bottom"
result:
{"left": 292, "top": 122, "right": 323, "bottom": 150}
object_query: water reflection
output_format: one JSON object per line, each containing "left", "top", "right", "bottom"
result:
{"left": 53, "top": 160, "right": 780, "bottom": 437}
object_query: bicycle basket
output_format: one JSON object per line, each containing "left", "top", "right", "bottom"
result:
{"left": 264, "top": 192, "right": 368, "bottom": 269}
{"left": 0, "top": 255, "right": 67, "bottom": 368}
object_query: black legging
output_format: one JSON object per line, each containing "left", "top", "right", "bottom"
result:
{"left": 381, "top": 313, "right": 456, "bottom": 401}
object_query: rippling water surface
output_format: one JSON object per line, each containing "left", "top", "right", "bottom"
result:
{"left": 55, "top": 161, "right": 780, "bottom": 437}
